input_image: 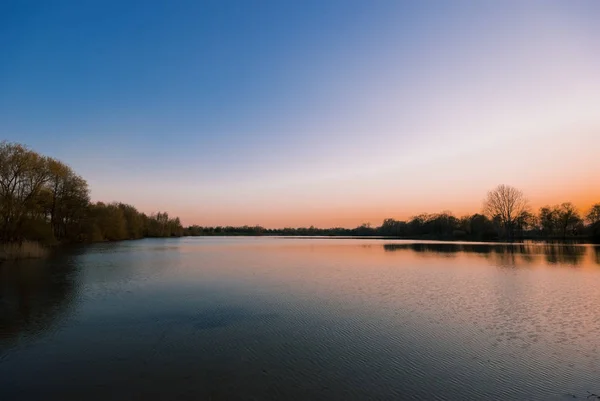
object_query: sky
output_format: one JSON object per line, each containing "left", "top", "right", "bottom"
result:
{"left": 1, "top": 0, "right": 599, "bottom": 227}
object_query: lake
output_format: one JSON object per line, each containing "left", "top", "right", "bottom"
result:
{"left": 1, "top": 238, "right": 599, "bottom": 400}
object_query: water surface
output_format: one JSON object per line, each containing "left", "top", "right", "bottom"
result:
{"left": 1, "top": 238, "right": 599, "bottom": 400}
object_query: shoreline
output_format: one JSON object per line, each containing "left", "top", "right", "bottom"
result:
{"left": 181, "top": 234, "right": 599, "bottom": 245}
{"left": 0, "top": 241, "right": 49, "bottom": 262}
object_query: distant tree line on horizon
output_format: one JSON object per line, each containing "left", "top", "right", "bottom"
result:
{"left": 0, "top": 142, "right": 183, "bottom": 247}
{"left": 184, "top": 185, "right": 600, "bottom": 242}
{"left": 2, "top": 142, "right": 599, "bottom": 250}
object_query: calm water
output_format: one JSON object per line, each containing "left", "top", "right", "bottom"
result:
{"left": 1, "top": 238, "right": 600, "bottom": 400}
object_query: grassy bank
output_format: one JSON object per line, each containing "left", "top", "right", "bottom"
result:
{"left": 0, "top": 241, "right": 48, "bottom": 261}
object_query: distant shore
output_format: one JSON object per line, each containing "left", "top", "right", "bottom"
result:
{"left": 182, "top": 233, "right": 599, "bottom": 244}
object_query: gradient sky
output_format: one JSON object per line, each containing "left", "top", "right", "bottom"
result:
{"left": 2, "top": 0, "right": 599, "bottom": 227}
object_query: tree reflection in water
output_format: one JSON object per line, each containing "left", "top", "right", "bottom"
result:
{"left": 0, "top": 254, "right": 79, "bottom": 352}
{"left": 383, "top": 242, "right": 594, "bottom": 267}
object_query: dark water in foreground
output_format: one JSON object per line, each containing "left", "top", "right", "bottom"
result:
{"left": 1, "top": 238, "right": 599, "bottom": 401}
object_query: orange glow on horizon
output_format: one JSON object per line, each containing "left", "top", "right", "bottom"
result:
{"left": 173, "top": 189, "right": 600, "bottom": 229}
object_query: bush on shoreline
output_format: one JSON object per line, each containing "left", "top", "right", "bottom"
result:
{"left": 0, "top": 241, "right": 48, "bottom": 261}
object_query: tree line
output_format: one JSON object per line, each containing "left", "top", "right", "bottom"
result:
{"left": 0, "top": 142, "right": 183, "bottom": 245}
{"left": 2, "top": 142, "right": 598, "bottom": 246}
{"left": 185, "top": 185, "right": 600, "bottom": 242}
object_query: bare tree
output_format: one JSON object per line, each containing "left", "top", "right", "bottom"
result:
{"left": 483, "top": 184, "right": 528, "bottom": 240}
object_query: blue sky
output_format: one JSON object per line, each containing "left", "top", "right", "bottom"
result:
{"left": 2, "top": 1, "right": 600, "bottom": 227}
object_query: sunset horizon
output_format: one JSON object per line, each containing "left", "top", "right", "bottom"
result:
{"left": 3, "top": 1, "right": 599, "bottom": 228}
{"left": 7, "top": 137, "right": 599, "bottom": 229}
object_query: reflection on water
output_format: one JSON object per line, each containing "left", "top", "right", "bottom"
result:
{"left": 0, "top": 254, "right": 78, "bottom": 350}
{"left": 1, "top": 238, "right": 599, "bottom": 401}
{"left": 383, "top": 242, "right": 593, "bottom": 267}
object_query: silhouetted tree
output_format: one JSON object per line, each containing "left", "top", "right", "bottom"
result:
{"left": 556, "top": 202, "right": 582, "bottom": 238}
{"left": 513, "top": 210, "right": 535, "bottom": 238}
{"left": 587, "top": 204, "right": 600, "bottom": 225}
{"left": 483, "top": 185, "right": 529, "bottom": 240}
{"left": 539, "top": 206, "right": 560, "bottom": 237}
{"left": 467, "top": 214, "right": 497, "bottom": 240}
{"left": 379, "top": 218, "right": 406, "bottom": 237}
{"left": 585, "top": 204, "right": 600, "bottom": 241}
